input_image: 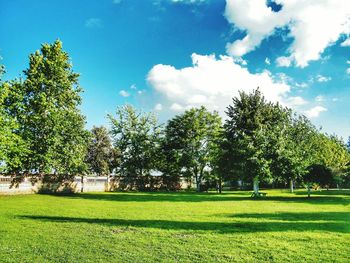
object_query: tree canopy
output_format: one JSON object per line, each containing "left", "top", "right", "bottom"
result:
{"left": 1, "top": 40, "right": 88, "bottom": 178}
{"left": 163, "top": 106, "right": 222, "bottom": 191}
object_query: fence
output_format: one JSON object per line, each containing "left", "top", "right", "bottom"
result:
{"left": 0, "top": 176, "right": 192, "bottom": 195}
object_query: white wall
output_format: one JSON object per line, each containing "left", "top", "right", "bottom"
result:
{"left": 0, "top": 176, "right": 108, "bottom": 195}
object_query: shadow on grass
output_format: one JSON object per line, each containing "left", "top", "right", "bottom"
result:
{"left": 226, "top": 212, "right": 350, "bottom": 222}
{"left": 19, "top": 213, "right": 350, "bottom": 234}
{"left": 294, "top": 189, "right": 350, "bottom": 196}
{"left": 60, "top": 192, "right": 349, "bottom": 205}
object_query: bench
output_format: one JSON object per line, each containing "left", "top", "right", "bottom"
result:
{"left": 251, "top": 192, "right": 267, "bottom": 197}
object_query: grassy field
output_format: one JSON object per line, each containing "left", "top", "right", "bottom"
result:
{"left": 0, "top": 189, "right": 349, "bottom": 262}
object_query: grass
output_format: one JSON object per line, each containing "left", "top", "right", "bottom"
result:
{"left": 0, "top": 189, "right": 349, "bottom": 262}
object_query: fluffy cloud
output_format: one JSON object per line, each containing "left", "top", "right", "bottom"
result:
{"left": 276, "top": 56, "right": 292, "bottom": 67}
{"left": 341, "top": 37, "right": 350, "bottom": 47}
{"left": 170, "top": 103, "right": 184, "bottom": 111}
{"left": 147, "top": 53, "right": 303, "bottom": 115}
{"left": 154, "top": 103, "right": 163, "bottom": 111}
{"left": 315, "top": 74, "right": 331, "bottom": 83}
{"left": 285, "top": 96, "right": 308, "bottom": 107}
{"left": 295, "top": 82, "right": 308, "bottom": 89}
{"left": 315, "top": 95, "right": 325, "bottom": 102}
{"left": 225, "top": 0, "right": 350, "bottom": 67}
{"left": 304, "top": 106, "right": 327, "bottom": 118}
{"left": 119, "top": 90, "right": 130, "bottom": 97}
{"left": 85, "top": 18, "right": 103, "bottom": 28}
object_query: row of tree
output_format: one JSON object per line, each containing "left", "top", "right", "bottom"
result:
{"left": 1, "top": 41, "right": 349, "bottom": 195}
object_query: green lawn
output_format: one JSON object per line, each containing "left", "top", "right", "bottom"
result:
{"left": 1, "top": 190, "right": 349, "bottom": 262}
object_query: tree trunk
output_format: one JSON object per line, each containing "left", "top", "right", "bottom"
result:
{"left": 253, "top": 177, "right": 259, "bottom": 195}
{"left": 307, "top": 184, "right": 311, "bottom": 198}
{"left": 81, "top": 175, "right": 84, "bottom": 193}
{"left": 196, "top": 179, "right": 200, "bottom": 192}
{"left": 219, "top": 177, "right": 222, "bottom": 194}
{"left": 290, "top": 179, "right": 294, "bottom": 193}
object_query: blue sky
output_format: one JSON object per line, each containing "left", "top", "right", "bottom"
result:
{"left": 1, "top": 0, "right": 350, "bottom": 139}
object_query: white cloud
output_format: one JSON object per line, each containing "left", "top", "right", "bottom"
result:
{"left": 304, "top": 106, "right": 327, "bottom": 118}
{"left": 315, "top": 74, "right": 331, "bottom": 83}
{"left": 341, "top": 37, "right": 350, "bottom": 47}
{"left": 154, "top": 103, "right": 163, "bottom": 111}
{"left": 346, "top": 68, "right": 350, "bottom": 75}
{"left": 295, "top": 82, "right": 308, "bottom": 89}
{"left": 276, "top": 56, "right": 292, "bottom": 67}
{"left": 130, "top": 84, "right": 137, "bottom": 90}
{"left": 232, "top": 57, "right": 248, "bottom": 66}
{"left": 85, "top": 18, "right": 103, "bottom": 28}
{"left": 265, "top": 57, "right": 271, "bottom": 65}
{"left": 332, "top": 98, "right": 339, "bottom": 102}
{"left": 285, "top": 96, "right": 308, "bottom": 107}
{"left": 225, "top": 0, "right": 350, "bottom": 67}
{"left": 147, "top": 53, "right": 301, "bottom": 115}
{"left": 315, "top": 95, "right": 325, "bottom": 102}
{"left": 170, "top": 103, "right": 184, "bottom": 111}
{"left": 119, "top": 90, "right": 130, "bottom": 97}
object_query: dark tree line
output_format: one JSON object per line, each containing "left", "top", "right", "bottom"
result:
{"left": 1, "top": 41, "right": 350, "bottom": 195}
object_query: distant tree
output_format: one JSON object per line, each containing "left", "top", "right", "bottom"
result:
{"left": 308, "top": 164, "right": 333, "bottom": 189}
{"left": 86, "top": 126, "right": 119, "bottom": 176}
{"left": 108, "top": 105, "right": 162, "bottom": 189}
{"left": 4, "top": 40, "right": 88, "bottom": 178}
{"left": 163, "top": 107, "right": 222, "bottom": 192}
{"left": 313, "top": 134, "right": 350, "bottom": 173}
{"left": 157, "top": 136, "right": 183, "bottom": 190}
{"left": 270, "top": 115, "right": 318, "bottom": 193}
{"left": 309, "top": 133, "right": 350, "bottom": 190}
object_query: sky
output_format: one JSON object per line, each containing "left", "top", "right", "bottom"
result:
{"left": 1, "top": 0, "right": 350, "bottom": 139}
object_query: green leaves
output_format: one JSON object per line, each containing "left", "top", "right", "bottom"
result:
{"left": 86, "top": 126, "right": 118, "bottom": 175}
{"left": 108, "top": 105, "right": 161, "bottom": 181}
{"left": 1, "top": 40, "right": 88, "bottom": 177}
{"left": 163, "top": 106, "right": 222, "bottom": 191}
{"left": 224, "top": 89, "right": 278, "bottom": 185}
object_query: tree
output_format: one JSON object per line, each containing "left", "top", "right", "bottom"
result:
{"left": 157, "top": 136, "right": 183, "bottom": 191}
{"left": 0, "top": 67, "right": 28, "bottom": 173}
{"left": 4, "top": 40, "right": 88, "bottom": 178}
{"left": 163, "top": 107, "right": 222, "bottom": 192}
{"left": 307, "top": 133, "right": 350, "bottom": 192}
{"left": 108, "top": 105, "right": 162, "bottom": 189}
{"left": 224, "top": 89, "right": 283, "bottom": 195}
{"left": 86, "top": 126, "right": 119, "bottom": 176}
{"left": 270, "top": 115, "right": 317, "bottom": 193}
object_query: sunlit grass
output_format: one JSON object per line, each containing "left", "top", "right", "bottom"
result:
{"left": 1, "top": 189, "right": 349, "bottom": 262}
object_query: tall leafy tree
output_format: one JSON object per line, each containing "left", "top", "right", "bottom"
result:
{"left": 86, "top": 126, "right": 119, "bottom": 175}
{"left": 5, "top": 40, "right": 88, "bottom": 177}
{"left": 164, "top": 107, "right": 222, "bottom": 192}
{"left": 108, "top": 105, "right": 162, "bottom": 189}
{"left": 224, "top": 89, "right": 282, "bottom": 195}
{"left": 271, "top": 115, "right": 318, "bottom": 193}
